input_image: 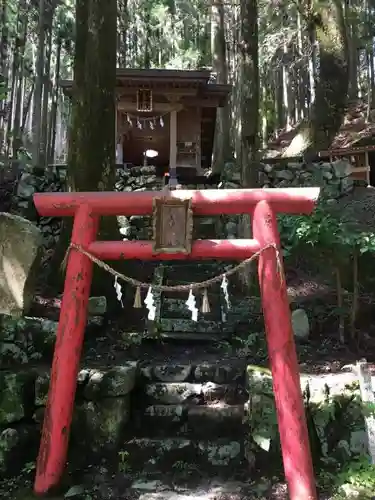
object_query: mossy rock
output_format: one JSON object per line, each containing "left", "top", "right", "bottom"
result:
{"left": 0, "top": 425, "right": 39, "bottom": 476}
{"left": 34, "top": 362, "right": 138, "bottom": 405}
{"left": 121, "top": 438, "right": 243, "bottom": 473}
{"left": 0, "top": 371, "right": 35, "bottom": 425}
{"left": 245, "top": 366, "right": 366, "bottom": 467}
{"left": 73, "top": 396, "right": 131, "bottom": 453}
{"left": 0, "top": 315, "right": 106, "bottom": 367}
{"left": 83, "top": 363, "right": 137, "bottom": 400}
{"left": 0, "top": 315, "right": 57, "bottom": 366}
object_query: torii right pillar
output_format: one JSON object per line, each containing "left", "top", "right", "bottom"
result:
{"left": 253, "top": 199, "right": 317, "bottom": 500}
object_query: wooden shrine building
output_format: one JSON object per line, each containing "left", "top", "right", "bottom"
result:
{"left": 60, "top": 69, "right": 231, "bottom": 177}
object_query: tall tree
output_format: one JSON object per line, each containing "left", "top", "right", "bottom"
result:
{"left": 48, "top": 0, "right": 118, "bottom": 290}
{"left": 32, "top": 0, "right": 47, "bottom": 168}
{"left": 0, "top": 0, "right": 10, "bottom": 153}
{"left": 237, "top": 0, "right": 260, "bottom": 187}
{"left": 282, "top": 0, "right": 349, "bottom": 157}
{"left": 67, "top": 0, "right": 117, "bottom": 194}
{"left": 211, "top": 0, "right": 231, "bottom": 173}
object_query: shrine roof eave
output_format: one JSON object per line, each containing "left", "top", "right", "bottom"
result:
{"left": 115, "top": 68, "right": 211, "bottom": 84}
{"left": 59, "top": 79, "right": 231, "bottom": 107}
{"left": 203, "top": 84, "right": 231, "bottom": 107}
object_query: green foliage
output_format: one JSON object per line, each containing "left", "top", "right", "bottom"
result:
{"left": 234, "top": 330, "right": 266, "bottom": 353}
{"left": 118, "top": 450, "right": 131, "bottom": 473}
{"left": 278, "top": 204, "right": 375, "bottom": 341}
{"left": 337, "top": 456, "right": 375, "bottom": 490}
{"left": 278, "top": 205, "right": 375, "bottom": 260}
{"left": 318, "top": 456, "right": 375, "bottom": 499}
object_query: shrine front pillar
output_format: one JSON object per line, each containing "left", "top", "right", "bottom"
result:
{"left": 169, "top": 109, "right": 177, "bottom": 184}
{"left": 166, "top": 94, "right": 180, "bottom": 186}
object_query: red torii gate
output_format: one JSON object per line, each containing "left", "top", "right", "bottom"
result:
{"left": 32, "top": 187, "right": 319, "bottom": 500}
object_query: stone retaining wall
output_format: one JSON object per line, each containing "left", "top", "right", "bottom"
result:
{"left": 0, "top": 362, "right": 137, "bottom": 474}
{"left": 1, "top": 351, "right": 372, "bottom": 476}
{"left": 13, "top": 165, "right": 166, "bottom": 248}
{"left": 115, "top": 166, "right": 221, "bottom": 240}
{"left": 0, "top": 302, "right": 135, "bottom": 474}
{"left": 14, "top": 170, "right": 64, "bottom": 252}
{"left": 13, "top": 165, "right": 222, "bottom": 247}
{"left": 259, "top": 159, "right": 354, "bottom": 200}
{"left": 0, "top": 314, "right": 104, "bottom": 368}
{"left": 245, "top": 367, "right": 370, "bottom": 467}
{"left": 216, "top": 159, "right": 356, "bottom": 239}
{"left": 12, "top": 159, "right": 356, "bottom": 245}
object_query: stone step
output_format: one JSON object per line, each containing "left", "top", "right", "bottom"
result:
{"left": 161, "top": 288, "right": 221, "bottom": 302}
{"left": 128, "top": 476, "right": 249, "bottom": 500}
{"left": 161, "top": 260, "right": 220, "bottom": 268}
{"left": 162, "top": 293, "right": 221, "bottom": 305}
{"left": 161, "top": 260, "right": 238, "bottom": 268}
{"left": 120, "top": 437, "right": 244, "bottom": 473}
{"left": 164, "top": 265, "right": 223, "bottom": 277}
{"left": 165, "top": 274, "right": 223, "bottom": 285}
{"left": 139, "top": 363, "right": 246, "bottom": 384}
{"left": 138, "top": 404, "right": 244, "bottom": 438}
{"left": 144, "top": 382, "right": 247, "bottom": 405}
{"left": 162, "top": 298, "right": 221, "bottom": 320}
{"left": 160, "top": 318, "right": 223, "bottom": 334}
{"left": 153, "top": 331, "right": 230, "bottom": 341}
{"left": 162, "top": 270, "right": 220, "bottom": 279}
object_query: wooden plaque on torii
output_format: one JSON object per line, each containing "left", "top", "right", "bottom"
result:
{"left": 152, "top": 197, "right": 193, "bottom": 254}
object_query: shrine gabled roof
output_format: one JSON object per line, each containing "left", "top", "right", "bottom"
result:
{"left": 116, "top": 68, "right": 212, "bottom": 85}
{"left": 60, "top": 68, "right": 231, "bottom": 107}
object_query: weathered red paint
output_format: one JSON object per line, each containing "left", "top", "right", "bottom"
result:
{"left": 33, "top": 188, "right": 319, "bottom": 500}
{"left": 253, "top": 200, "right": 317, "bottom": 500}
{"left": 33, "top": 187, "right": 320, "bottom": 217}
{"left": 87, "top": 239, "right": 261, "bottom": 260}
{"left": 34, "top": 204, "right": 98, "bottom": 495}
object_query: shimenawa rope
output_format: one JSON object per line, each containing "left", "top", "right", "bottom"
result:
{"left": 63, "top": 242, "right": 283, "bottom": 293}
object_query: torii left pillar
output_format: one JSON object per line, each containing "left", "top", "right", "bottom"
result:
{"left": 35, "top": 204, "right": 98, "bottom": 489}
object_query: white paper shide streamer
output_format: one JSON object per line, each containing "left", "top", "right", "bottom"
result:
{"left": 186, "top": 288, "right": 198, "bottom": 322}
{"left": 144, "top": 287, "right": 156, "bottom": 321}
{"left": 221, "top": 275, "right": 231, "bottom": 310}
{"left": 114, "top": 277, "right": 124, "bottom": 308}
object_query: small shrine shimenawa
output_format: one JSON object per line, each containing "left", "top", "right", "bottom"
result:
{"left": 60, "top": 68, "right": 231, "bottom": 179}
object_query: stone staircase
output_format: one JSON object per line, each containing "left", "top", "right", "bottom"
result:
{"left": 123, "top": 360, "right": 248, "bottom": 478}
{"left": 118, "top": 181, "right": 253, "bottom": 489}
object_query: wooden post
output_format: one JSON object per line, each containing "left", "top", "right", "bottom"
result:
{"left": 365, "top": 151, "right": 370, "bottom": 185}
{"left": 253, "top": 200, "right": 317, "bottom": 500}
{"left": 115, "top": 100, "right": 120, "bottom": 162}
{"left": 34, "top": 205, "right": 98, "bottom": 495}
{"left": 356, "top": 359, "right": 375, "bottom": 463}
{"left": 169, "top": 108, "right": 177, "bottom": 184}
{"left": 115, "top": 102, "right": 118, "bottom": 145}
{"left": 196, "top": 107, "right": 203, "bottom": 174}
{"left": 115, "top": 108, "right": 123, "bottom": 165}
